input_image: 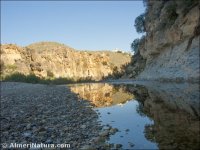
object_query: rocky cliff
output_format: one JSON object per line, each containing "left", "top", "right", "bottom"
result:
{"left": 1, "top": 42, "right": 131, "bottom": 81}
{"left": 126, "top": 0, "right": 200, "bottom": 82}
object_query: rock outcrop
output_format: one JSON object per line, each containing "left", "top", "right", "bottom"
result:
{"left": 127, "top": 0, "right": 200, "bottom": 82}
{"left": 1, "top": 42, "right": 131, "bottom": 81}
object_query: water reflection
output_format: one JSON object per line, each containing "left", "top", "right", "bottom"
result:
{"left": 69, "top": 83, "right": 134, "bottom": 107}
{"left": 125, "top": 83, "right": 200, "bottom": 149}
{"left": 69, "top": 82, "right": 200, "bottom": 149}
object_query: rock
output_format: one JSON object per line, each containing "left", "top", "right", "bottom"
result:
{"left": 129, "top": 142, "right": 135, "bottom": 147}
{"left": 125, "top": 129, "right": 130, "bottom": 132}
{"left": 110, "top": 128, "right": 119, "bottom": 134}
{"left": 23, "top": 131, "right": 32, "bottom": 138}
{"left": 81, "top": 125, "right": 87, "bottom": 129}
{"left": 45, "top": 139, "right": 53, "bottom": 144}
{"left": 125, "top": 1, "right": 199, "bottom": 82}
{"left": 81, "top": 145, "right": 95, "bottom": 150}
{"left": 26, "top": 124, "right": 32, "bottom": 130}
{"left": 38, "top": 127, "right": 46, "bottom": 132}
{"left": 99, "top": 130, "right": 109, "bottom": 137}
{"left": 115, "top": 144, "right": 122, "bottom": 148}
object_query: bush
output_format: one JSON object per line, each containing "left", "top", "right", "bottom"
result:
{"left": 26, "top": 74, "right": 40, "bottom": 83}
{"left": 51, "top": 77, "right": 74, "bottom": 84}
{"left": 134, "top": 13, "right": 146, "bottom": 33}
{"left": 0, "top": 61, "right": 5, "bottom": 72}
{"left": 3, "top": 72, "right": 40, "bottom": 83}
{"left": 4, "top": 72, "right": 27, "bottom": 82}
{"left": 3, "top": 72, "right": 96, "bottom": 85}
{"left": 6, "top": 64, "right": 17, "bottom": 70}
{"left": 47, "top": 70, "right": 54, "bottom": 78}
{"left": 102, "top": 61, "right": 108, "bottom": 66}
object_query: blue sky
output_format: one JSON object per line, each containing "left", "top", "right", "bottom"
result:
{"left": 1, "top": 1, "right": 145, "bottom": 52}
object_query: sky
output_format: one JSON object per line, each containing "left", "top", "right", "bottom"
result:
{"left": 1, "top": 1, "right": 145, "bottom": 52}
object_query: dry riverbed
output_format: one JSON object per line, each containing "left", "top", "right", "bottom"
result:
{"left": 1, "top": 82, "right": 119, "bottom": 149}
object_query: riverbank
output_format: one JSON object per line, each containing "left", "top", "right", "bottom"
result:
{"left": 0, "top": 82, "right": 119, "bottom": 149}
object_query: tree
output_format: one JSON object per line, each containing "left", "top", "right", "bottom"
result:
{"left": 134, "top": 13, "right": 146, "bottom": 33}
{"left": 131, "top": 38, "right": 140, "bottom": 54}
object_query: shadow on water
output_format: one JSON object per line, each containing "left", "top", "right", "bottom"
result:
{"left": 68, "top": 82, "right": 200, "bottom": 149}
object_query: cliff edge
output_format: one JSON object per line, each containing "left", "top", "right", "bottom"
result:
{"left": 127, "top": 0, "right": 200, "bottom": 82}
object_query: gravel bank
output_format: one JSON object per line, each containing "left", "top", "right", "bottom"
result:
{"left": 1, "top": 82, "right": 117, "bottom": 149}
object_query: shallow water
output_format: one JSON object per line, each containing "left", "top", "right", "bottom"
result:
{"left": 69, "top": 82, "right": 200, "bottom": 149}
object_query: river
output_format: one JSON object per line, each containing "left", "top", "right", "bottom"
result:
{"left": 68, "top": 81, "right": 200, "bottom": 149}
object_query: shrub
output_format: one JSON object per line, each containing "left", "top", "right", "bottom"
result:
{"left": 116, "top": 50, "right": 122, "bottom": 53}
{"left": 0, "top": 61, "right": 5, "bottom": 72}
{"left": 47, "top": 70, "right": 54, "bottom": 78}
{"left": 26, "top": 74, "right": 40, "bottom": 83}
{"left": 6, "top": 64, "right": 17, "bottom": 70}
{"left": 3, "top": 72, "right": 40, "bottom": 83}
{"left": 51, "top": 77, "right": 74, "bottom": 84}
{"left": 102, "top": 61, "right": 108, "bottom": 66}
{"left": 4, "top": 72, "right": 27, "bottom": 82}
{"left": 3, "top": 73, "right": 96, "bottom": 85}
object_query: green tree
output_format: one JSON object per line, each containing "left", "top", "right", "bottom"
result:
{"left": 131, "top": 38, "right": 140, "bottom": 54}
{"left": 134, "top": 13, "right": 146, "bottom": 33}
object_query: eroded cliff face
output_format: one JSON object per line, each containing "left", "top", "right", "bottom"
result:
{"left": 1, "top": 42, "right": 131, "bottom": 81}
{"left": 128, "top": 0, "right": 200, "bottom": 82}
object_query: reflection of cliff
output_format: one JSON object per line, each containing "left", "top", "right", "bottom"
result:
{"left": 125, "top": 83, "right": 200, "bottom": 150}
{"left": 69, "top": 83, "right": 134, "bottom": 107}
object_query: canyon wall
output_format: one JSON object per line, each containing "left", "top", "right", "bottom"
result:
{"left": 1, "top": 42, "right": 131, "bottom": 81}
{"left": 127, "top": 0, "right": 200, "bottom": 82}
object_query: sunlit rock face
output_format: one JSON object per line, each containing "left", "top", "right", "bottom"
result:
{"left": 125, "top": 83, "right": 200, "bottom": 150}
{"left": 1, "top": 42, "right": 131, "bottom": 80}
{"left": 69, "top": 83, "right": 134, "bottom": 107}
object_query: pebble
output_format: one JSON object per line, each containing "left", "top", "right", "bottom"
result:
{"left": 45, "top": 139, "right": 53, "bottom": 144}
{"left": 81, "top": 125, "right": 87, "bottom": 129}
{"left": 110, "top": 128, "right": 119, "bottom": 134}
{"left": 26, "top": 124, "right": 32, "bottom": 130}
{"left": 23, "top": 131, "right": 32, "bottom": 138}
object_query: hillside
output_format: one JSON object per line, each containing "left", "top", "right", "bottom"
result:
{"left": 1, "top": 42, "right": 131, "bottom": 81}
{"left": 124, "top": 0, "right": 200, "bottom": 82}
